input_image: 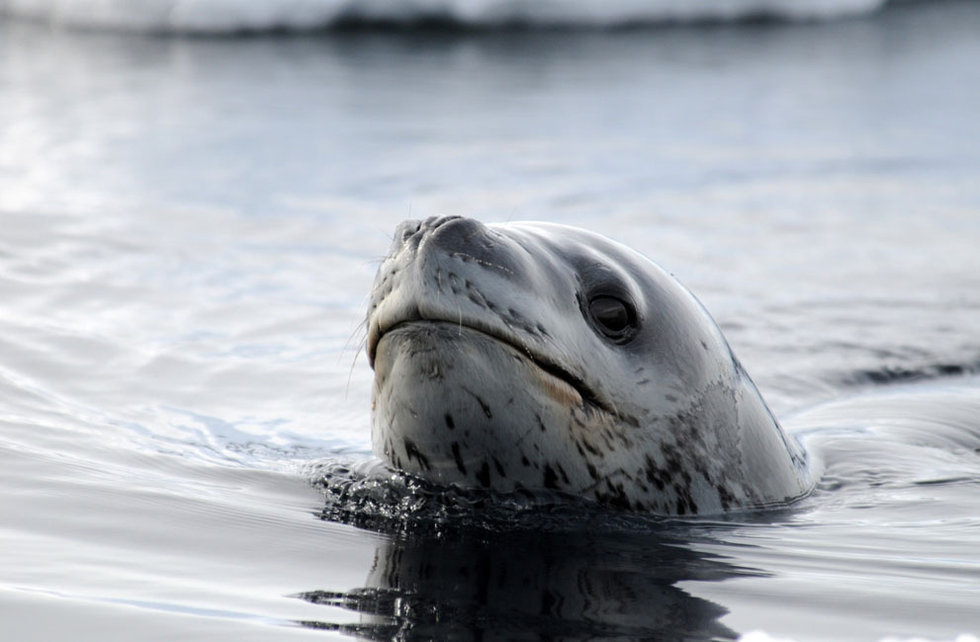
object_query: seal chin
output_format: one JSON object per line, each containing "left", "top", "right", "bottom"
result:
{"left": 371, "top": 321, "right": 618, "bottom": 491}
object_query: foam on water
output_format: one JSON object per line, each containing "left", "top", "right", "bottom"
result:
{"left": 0, "top": 0, "right": 889, "bottom": 33}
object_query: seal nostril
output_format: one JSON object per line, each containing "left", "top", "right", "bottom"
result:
{"left": 424, "top": 215, "right": 464, "bottom": 231}
{"left": 394, "top": 219, "right": 423, "bottom": 246}
{"left": 393, "top": 216, "right": 468, "bottom": 250}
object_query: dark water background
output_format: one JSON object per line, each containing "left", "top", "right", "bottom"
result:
{"left": 2, "top": 2, "right": 980, "bottom": 640}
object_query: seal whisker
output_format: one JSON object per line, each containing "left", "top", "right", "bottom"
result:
{"left": 343, "top": 318, "right": 369, "bottom": 399}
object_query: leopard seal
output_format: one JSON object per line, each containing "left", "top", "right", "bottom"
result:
{"left": 366, "top": 216, "right": 814, "bottom": 515}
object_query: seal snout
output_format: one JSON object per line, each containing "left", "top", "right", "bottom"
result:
{"left": 369, "top": 216, "right": 533, "bottom": 363}
{"left": 411, "top": 216, "right": 522, "bottom": 279}
{"left": 391, "top": 215, "right": 463, "bottom": 250}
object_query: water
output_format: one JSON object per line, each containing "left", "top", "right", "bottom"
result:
{"left": 2, "top": 2, "right": 980, "bottom": 640}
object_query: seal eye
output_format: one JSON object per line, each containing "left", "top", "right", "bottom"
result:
{"left": 588, "top": 295, "right": 636, "bottom": 340}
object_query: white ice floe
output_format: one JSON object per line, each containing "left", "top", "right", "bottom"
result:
{"left": 0, "top": 0, "right": 890, "bottom": 33}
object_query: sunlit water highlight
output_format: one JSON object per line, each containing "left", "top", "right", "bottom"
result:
{"left": 1, "top": 2, "right": 980, "bottom": 640}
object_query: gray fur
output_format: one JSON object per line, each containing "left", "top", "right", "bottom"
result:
{"left": 367, "top": 216, "right": 813, "bottom": 515}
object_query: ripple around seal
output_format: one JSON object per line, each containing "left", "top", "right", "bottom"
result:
{"left": 833, "top": 359, "right": 980, "bottom": 388}
{"left": 309, "top": 459, "right": 803, "bottom": 537}
{"left": 311, "top": 458, "right": 665, "bottom": 535}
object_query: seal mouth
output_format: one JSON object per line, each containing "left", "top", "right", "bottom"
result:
{"left": 369, "top": 317, "right": 614, "bottom": 416}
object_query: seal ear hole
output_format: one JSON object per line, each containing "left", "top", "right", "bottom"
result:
{"left": 587, "top": 295, "right": 638, "bottom": 341}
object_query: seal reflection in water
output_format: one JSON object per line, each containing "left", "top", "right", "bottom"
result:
{"left": 296, "top": 528, "right": 741, "bottom": 639}
{"left": 367, "top": 216, "right": 813, "bottom": 515}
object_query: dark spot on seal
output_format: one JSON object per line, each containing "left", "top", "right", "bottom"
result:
{"left": 451, "top": 442, "right": 467, "bottom": 475}
{"left": 521, "top": 455, "right": 531, "bottom": 467}
{"left": 579, "top": 438, "right": 602, "bottom": 457}
{"left": 586, "top": 462, "right": 599, "bottom": 481}
{"left": 475, "top": 460, "right": 491, "bottom": 488}
{"left": 463, "top": 388, "right": 493, "bottom": 419}
{"left": 556, "top": 464, "right": 570, "bottom": 485}
{"left": 447, "top": 272, "right": 461, "bottom": 293}
{"left": 543, "top": 464, "right": 559, "bottom": 490}
{"left": 492, "top": 456, "right": 507, "bottom": 478}
{"left": 597, "top": 480, "right": 632, "bottom": 510}
{"left": 643, "top": 454, "right": 668, "bottom": 491}
{"left": 403, "top": 438, "right": 431, "bottom": 472}
{"left": 717, "top": 484, "right": 734, "bottom": 511}
{"left": 444, "top": 413, "right": 455, "bottom": 430}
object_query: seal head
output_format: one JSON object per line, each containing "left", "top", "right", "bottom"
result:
{"left": 367, "top": 216, "right": 812, "bottom": 515}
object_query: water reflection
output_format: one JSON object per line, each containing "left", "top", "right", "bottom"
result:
{"left": 295, "top": 523, "right": 759, "bottom": 639}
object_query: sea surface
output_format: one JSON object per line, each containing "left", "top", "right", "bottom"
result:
{"left": 2, "top": 1, "right": 980, "bottom": 640}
